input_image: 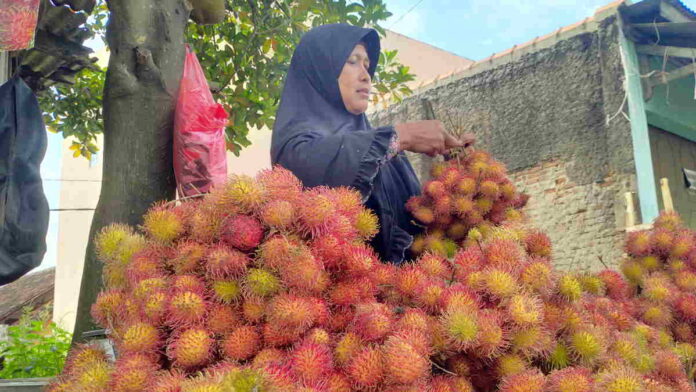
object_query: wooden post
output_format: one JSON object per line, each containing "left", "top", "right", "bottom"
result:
{"left": 660, "top": 178, "right": 675, "bottom": 212}
{"left": 625, "top": 192, "right": 636, "bottom": 228}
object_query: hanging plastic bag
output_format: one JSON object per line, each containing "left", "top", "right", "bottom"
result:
{"left": 173, "top": 45, "right": 229, "bottom": 197}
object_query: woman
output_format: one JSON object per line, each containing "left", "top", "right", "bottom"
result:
{"left": 272, "top": 23, "right": 473, "bottom": 264}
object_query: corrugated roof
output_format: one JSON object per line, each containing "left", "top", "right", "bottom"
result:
{"left": 0, "top": 268, "right": 55, "bottom": 325}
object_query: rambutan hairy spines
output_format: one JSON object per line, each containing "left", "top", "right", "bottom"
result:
{"left": 545, "top": 366, "right": 593, "bottom": 392}
{"left": 142, "top": 202, "right": 185, "bottom": 244}
{"left": 167, "top": 327, "right": 214, "bottom": 370}
{"left": 267, "top": 294, "right": 317, "bottom": 332}
{"left": 256, "top": 165, "right": 303, "bottom": 202}
{"left": 219, "top": 174, "right": 267, "bottom": 213}
{"left": 290, "top": 341, "right": 333, "bottom": 384}
{"left": 351, "top": 302, "right": 394, "bottom": 342}
{"left": 260, "top": 199, "right": 296, "bottom": 230}
{"left": 243, "top": 268, "right": 282, "bottom": 298}
{"left": 354, "top": 209, "right": 379, "bottom": 240}
{"left": 94, "top": 223, "right": 135, "bottom": 263}
{"left": 595, "top": 366, "right": 644, "bottom": 392}
{"left": 478, "top": 180, "right": 500, "bottom": 199}
{"left": 441, "top": 307, "right": 479, "bottom": 350}
{"left": 507, "top": 293, "right": 543, "bottom": 326}
{"left": 206, "top": 304, "right": 241, "bottom": 336}
{"left": 342, "top": 243, "right": 378, "bottom": 276}
{"left": 205, "top": 246, "right": 250, "bottom": 278}
{"left": 484, "top": 238, "right": 525, "bottom": 269}
{"left": 523, "top": 230, "right": 552, "bottom": 258}
{"left": 167, "top": 290, "right": 207, "bottom": 327}
{"left": 625, "top": 231, "right": 651, "bottom": 257}
{"left": 169, "top": 241, "right": 206, "bottom": 275}
{"left": 416, "top": 252, "right": 451, "bottom": 280}
{"left": 221, "top": 325, "right": 261, "bottom": 361}
{"left": 382, "top": 334, "right": 430, "bottom": 384}
{"left": 424, "top": 180, "right": 447, "bottom": 198}
{"left": 498, "top": 369, "right": 545, "bottom": 392}
{"left": 119, "top": 321, "right": 160, "bottom": 355}
{"left": 110, "top": 353, "right": 159, "bottom": 392}
{"left": 346, "top": 346, "right": 384, "bottom": 388}
{"left": 91, "top": 289, "right": 125, "bottom": 327}
{"left": 296, "top": 189, "right": 337, "bottom": 237}
{"left": 221, "top": 214, "right": 265, "bottom": 251}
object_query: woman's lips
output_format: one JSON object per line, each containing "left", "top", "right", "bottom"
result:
{"left": 357, "top": 88, "right": 370, "bottom": 98}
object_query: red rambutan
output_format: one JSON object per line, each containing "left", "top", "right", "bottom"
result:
{"left": 290, "top": 342, "right": 333, "bottom": 384}
{"left": 346, "top": 346, "right": 384, "bottom": 388}
{"left": 205, "top": 246, "right": 250, "bottom": 278}
{"left": 498, "top": 369, "right": 545, "bottom": 392}
{"left": 221, "top": 215, "right": 264, "bottom": 251}
{"left": 166, "top": 328, "right": 215, "bottom": 369}
{"left": 382, "top": 334, "right": 429, "bottom": 384}
{"left": 221, "top": 325, "right": 261, "bottom": 361}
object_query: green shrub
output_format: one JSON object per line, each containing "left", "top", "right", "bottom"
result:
{"left": 0, "top": 308, "right": 71, "bottom": 379}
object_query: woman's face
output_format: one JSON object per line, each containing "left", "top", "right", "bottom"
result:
{"left": 338, "top": 43, "right": 372, "bottom": 115}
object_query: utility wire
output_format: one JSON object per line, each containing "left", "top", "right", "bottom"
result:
{"left": 389, "top": 0, "right": 426, "bottom": 30}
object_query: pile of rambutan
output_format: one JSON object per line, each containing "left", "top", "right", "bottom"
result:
{"left": 49, "top": 150, "right": 696, "bottom": 392}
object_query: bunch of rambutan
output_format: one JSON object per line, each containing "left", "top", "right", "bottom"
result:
{"left": 50, "top": 155, "right": 696, "bottom": 392}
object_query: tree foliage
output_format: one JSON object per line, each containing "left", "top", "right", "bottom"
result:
{"left": 41, "top": 0, "right": 414, "bottom": 158}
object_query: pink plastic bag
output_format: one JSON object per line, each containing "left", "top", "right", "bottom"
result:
{"left": 174, "top": 45, "right": 229, "bottom": 197}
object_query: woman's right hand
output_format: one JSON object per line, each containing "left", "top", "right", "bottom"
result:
{"left": 394, "top": 120, "right": 474, "bottom": 157}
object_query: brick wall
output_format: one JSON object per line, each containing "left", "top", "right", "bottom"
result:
{"left": 371, "top": 17, "right": 636, "bottom": 270}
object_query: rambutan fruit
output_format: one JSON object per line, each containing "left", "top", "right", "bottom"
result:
{"left": 95, "top": 224, "right": 134, "bottom": 263}
{"left": 211, "top": 279, "right": 242, "bottom": 304}
{"left": 167, "top": 328, "right": 214, "bottom": 369}
{"left": 342, "top": 243, "right": 377, "bottom": 276}
{"left": 187, "top": 204, "right": 226, "bottom": 243}
{"left": 598, "top": 270, "right": 631, "bottom": 300}
{"left": 433, "top": 194, "right": 453, "bottom": 217}
{"left": 640, "top": 303, "right": 673, "bottom": 327}
{"left": 674, "top": 270, "right": 696, "bottom": 292}
{"left": 280, "top": 251, "right": 329, "bottom": 295}
{"left": 411, "top": 206, "right": 436, "bottom": 225}
{"left": 142, "top": 203, "right": 184, "bottom": 244}
{"left": 654, "top": 210, "right": 684, "bottom": 231}
{"left": 452, "top": 196, "right": 475, "bottom": 219}
{"left": 639, "top": 255, "right": 662, "bottom": 272}
{"left": 464, "top": 209, "right": 484, "bottom": 227}
{"left": 474, "top": 310, "right": 509, "bottom": 358}
{"left": 260, "top": 199, "right": 295, "bottom": 230}
{"left": 126, "top": 248, "right": 167, "bottom": 283}
{"left": 595, "top": 366, "right": 644, "bottom": 392}
{"left": 296, "top": 189, "right": 337, "bottom": 237}
{"left": 290, "top": 341, "right": 333, "bottom": 384}
{"left": 205, "top": 246, "right": 249, "bottom": 278}
{"left": 263, "top": 321, "right": 302, "bottom": 347}
{"left": 424, "top": 180, "right": 447, "bottom": 198}
{"left": 219, "top": 367, "right": 268, "bottom": 392}
{"left": 221, "top": 215, "right": 264, "bottom": 251}
{"left": 324, "top": 186, "right": 362, "bottom": 218}
{"left": 132, "top": 277, "right": 168, "bottom": 301}
{"left": 346, "top": 346, "right": 384, "bottom": 388}
{"left": 243, "top": 268, "right": 282, "bottom": 298}
{"left": 557, "top": 274, "right": 582, "bottom": 302}
{"left": 651, "top": 228, "right": 674, "bottom": 255}
{"left": 484, "top": 238, "right": 524, "bottom": 269}
{"left": 498, "top": 369, "right": 545, "bottom": 392}
{"left": 415, "top": 279, "right": 446, "bottom": 311}
{"left": 625, "top": 231, "right": 651, "bottom": 257}
{"left": 62, "top": 344, "right": 110, "bottom": 376}
{"left": 395, "top": 308, "right": 431, "bottom": 334}
{"left": 518, "top": 259, "right": 553, "bottom": 295}
{"left": 452, "top": 246, "right": 483, "bottom": 282}
{"left": 671, "top": 233, "right": 695, "bottom": 259}
{"left": 675, "top": 293, "right": 696, "bottom": 322}
{"left": 169, "top": 241, "right": 206, "bottom": 275}
{"left": 507, "top": 293, "right": 543, "bottom": 326}
{"left": 206, "top": 304, "right": 241, "bottom": 335}
{"left": 221, "top": 325, "right": 261, "bottom": 361}
{"left": 167, "top": 291, "right": 207, "bottom": 326}
{"left": 654, "top": 350, "right": 684, "bottom": 381}
{"left": 500, "top": 181, "right": 517, "bottom": 201}
{"left": 111, "top": 354, "right": 159, "bottom": 392}
{"left": 510, "top": 326, "right": 554, "bottom": 358}
{"left": 496, "top": 353, "right": 528, "bottom": 377}
{"left": 333, "top": 332, "right": 364, "bottom": 368}
{"left": 455, "top": 176, "right": 477, "bottom": 195}
{"left": 329, "top": 277, "right": 375, "bottom": 307}
{"left": 368, "top": 262, "right": 398, "bottom": 288}
{"left": 382, "top": 334, "right": 429, "bottom": 384}
{"left": 611, "top": 333, "right": 640, "bottom": 363}
{"left": 324, "top": 372, "right": 351, "bottom": 392}
{"left": 417, "top": 253, "right": 451, "bottom": 280}
{"left": 219, "top": 174, "right": 266, "bottom": 213}
{"left": 395, "top": 265, "right": 428, "bottom": 298}
{"left": 119, "top": 322, "right": 160, "bottom": 355}
{"left": 547, "top": 342, "right": 571, "bottom": 369}
{"left": 673, "top": 342, "right": 696, "bottom": 363}
{"left": 523, "top": 231, "right": 552, "bottom": 258}
{"left": 351, "top": 303, "right": 394, "bottom": 342}
{"left": 438, "top": 284, "right": 479, "bottom": 313}
{"left": 642, "top": 273, "right": 676, "bottom": 303}
{"left": 91, "top": 289, "right": 125, "bottom": 327}
{"left": 242, "top": 296, "right": 267, "bottom": 323}
{"left": 469, "top": 160, "right": 488, "bottom": 179}
{"left": 390, "top": 327, "right": 432, "bottom": 357}
{"left": 568, "top": 328, "right": 605, "bottom": 365}
{"left": 266, "top": 294, "right": 316, "bottom": 332}
{"left": 482, "top": 268, "right": 519, "bottom": 298}
{"left": 354, "top": 209, "right": 379, "bottom": 240}
{"left": 172, "top": 274, "right": 206, "bottom": 293}
{"left": 252, "top": 348, "right": 287, "bottom": 369}
{"left": 152, "top": 370, "right": 187, "bottom": 392}
{"left": 474, "top": 197, "right": 493, "bottom": 214}
{"left": 478, "top": 180, "right": 500, "bottom": 199}
{"left": 545, "top": 366, "right": 592, "bottom": 392}
{"left": 446, "top": 222, "right": 469, "bottom": 241}
{"left": 440, "top": 308, "right": 479, "bottom": 350}
{"left": 578, "top": 274, "right": 606, "bottom": 295}
{"left": 256, "top": 165, "right": 303, "bottom": 202}
{"left": 304, "top": 327, "right": 330, "bottom": 345}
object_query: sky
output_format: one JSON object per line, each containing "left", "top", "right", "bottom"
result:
{"left": 385, "top": 0, "right": 696, "bottom": 60}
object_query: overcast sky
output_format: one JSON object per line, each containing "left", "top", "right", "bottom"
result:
{"left": 385, "top": 0, "right": 696, "bottom": 60}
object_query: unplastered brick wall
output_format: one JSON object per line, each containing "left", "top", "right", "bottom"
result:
{"left": 509, "top": 159, "right": 633, "bottom": 271}
{"left": 371, "top": 17, "right": 638, "bottom": 271}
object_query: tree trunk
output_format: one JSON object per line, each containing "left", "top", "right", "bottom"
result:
{"left": 72, "top": 0, "right": 190, "bottom": 343}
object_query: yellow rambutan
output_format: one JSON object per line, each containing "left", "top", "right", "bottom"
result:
{"left": 482, "top": 268, "right": 519, "bottom": 298}
{"left": 474, "top": 197, "right": 493, "bottom": 214}
{"left": 219, "top": 174, "right": 266, "bottom": 213}
{"left": 133, "top": 277, "right": 168, "bottom": 300}
{"left": 478, "top": 180, "right": 500, "bottom": 199}
{"left": 142, "top": 203, "right": 184, "bottom": 244}
{"left": 578, "top": 274, "right": 606, "bottom": 295}
{"left": 62, "top": 344, "right": 110, "bottom": 376}
{"left": 167, "top": 291, "right": 207, "bottom": 326}
{"left": 557, "top": 274, "right": 582, "bottom": 302}
{"left": 568, "top": 328, "right": 605, "bottom": 365}
{"left": 211, "top": 279, "right": 242, "bottom": 304}
{"left": 595, "top": 366, "right": 644, "bottom": 392}
{"left": 91, "top": 289, "right": 125, "bottom": 327}
{"left": 354, "top": 209, "right": 379, "bottom": 240}
{"left": 547, "top": 342, "right": 571, "bottom": 369}
{"left": 243, "top": 268, "right": 282, "bottom": 298}
{"left": 625, "top": 231, "right": 651, "bottom": 257}
{"left": 441, "top": 307, "right": 479, "bottom": 350}
{"left": 266, "top": 294, "right": 316, "bottom": 332}
{"left": 545, "top": 366, "right": 593, "bottom": 392}
{"left": 520, "top": 259, "right": 553, "bottom": 294}
{"left": 167, "top": 328, "right": 214, "bottom": 369}
{"left": 110, "top": 354, "right": 158, "bottom": 392}
{"left": 507, "top": 294, "right": 543, "bottom": 325}
{"left": 496, "top": 353, "right": 528, "bottom": 377}
{"left": 510, "top": 326, "right": 554, "bottom": 358}
{"left": 172, "top": 274, "right": 206, "bottom": 293}
{"left": 94, "top": 224, "right": 134, "bottom": 263}
{"left": 500, "top": 181, "right": 517, "bottom": 201}
{"left": 639, "top": 255, "right": 661, "bottom": 271}
{"left": 334, "top": 332, "right": 364, "bottom": 367}
{"left": 221, "top": 325, "right": 261, "bottom": 361}
{"left": 119, "top": 322, "right": 160, "bottom": 354}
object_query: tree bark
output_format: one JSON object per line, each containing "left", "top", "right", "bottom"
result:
{"left": 72, "top": 0, "right": 190, "bottom": 343}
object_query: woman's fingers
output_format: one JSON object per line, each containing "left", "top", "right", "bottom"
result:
{"left": 460, "top": 132, "right": 476, "bottom": 147}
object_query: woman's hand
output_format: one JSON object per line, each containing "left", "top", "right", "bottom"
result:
{"left": 394, "top": 120, "right": 475, "bottom": 157}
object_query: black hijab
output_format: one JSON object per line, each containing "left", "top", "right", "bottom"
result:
{"left": 271, "top": 24, "right": 422, "bottom": 263}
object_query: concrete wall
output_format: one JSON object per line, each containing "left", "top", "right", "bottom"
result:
{"left": 371, "top": 17, "right": 638, "bottom": 271}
